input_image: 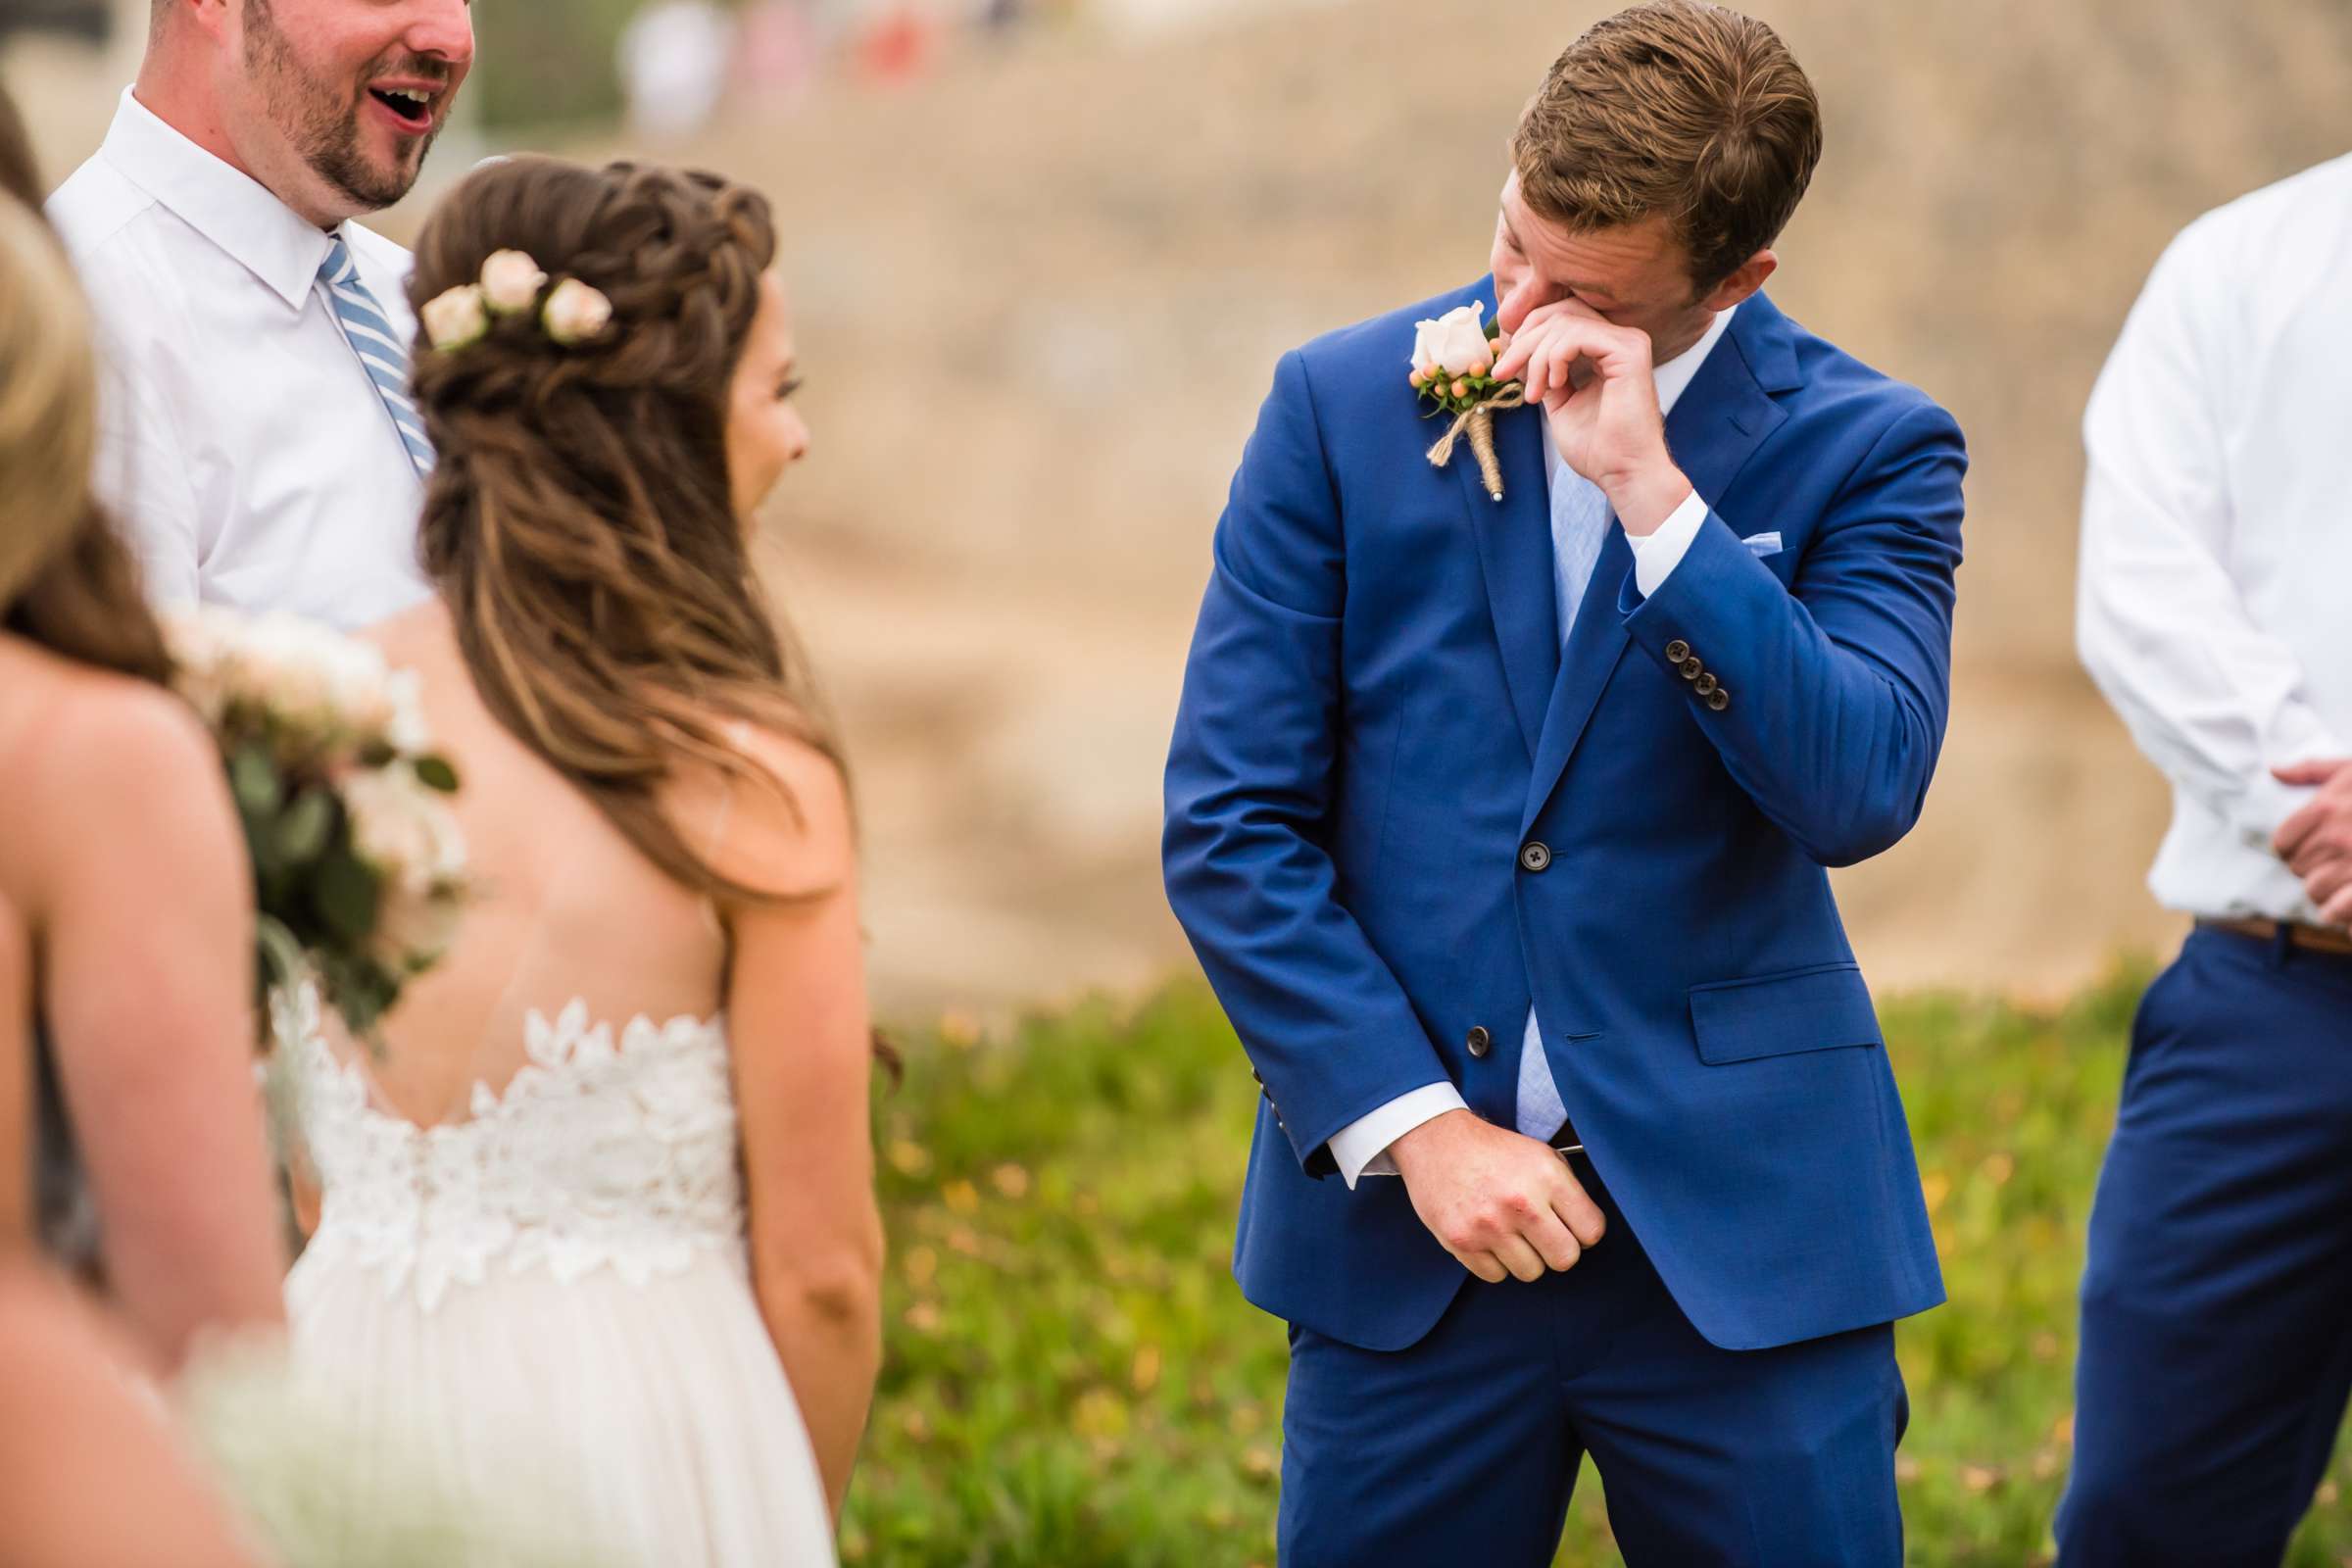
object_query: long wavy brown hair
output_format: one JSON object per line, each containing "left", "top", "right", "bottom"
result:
{"left": 406, "top": 156, "right": 845, "bottom": 904}
{"left": 0, "top": 81, "right": 172, "bottom": 686}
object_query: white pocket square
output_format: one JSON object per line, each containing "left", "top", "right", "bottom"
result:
{"left": 1741, "top": 531, "right": 1784, "bottom": 558}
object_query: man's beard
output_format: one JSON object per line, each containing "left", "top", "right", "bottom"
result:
{"left": 245, "top": 0, "right": 441, "bottom": 214}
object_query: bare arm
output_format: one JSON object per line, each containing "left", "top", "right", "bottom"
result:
{"left": 37, "top": 686, "right": 288, "bottom": 1370}
{"left": 0, "top": 1263, "right": 261, "bottom": 1568}
{"left": 718, "top": 735, "right": 884, "bottom": 1523}
{"left": 0, "top": 894, "right": 28, "bottom": 1254}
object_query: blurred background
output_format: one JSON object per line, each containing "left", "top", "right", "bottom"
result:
{"left": 14, "top": 0, "right": 2350, "bottom": 1023}
{"left": 8, "top": 4, "right": 2352, "bottom": 1562}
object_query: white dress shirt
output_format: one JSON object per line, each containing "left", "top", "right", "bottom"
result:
{"left": 2078, "top": 154, "right": 2352, "bottom": 926}
{"left": 1330, "top": 305, "right": 1737, "bottom": 1186}
{"left": 47, "top": 89, "right": 434, "bottom": 631}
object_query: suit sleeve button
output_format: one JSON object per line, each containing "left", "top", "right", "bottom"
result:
{"left": 1693, "top": 672, "right": 1719, "bottom": 696}
{"left": 1665, "top": 639, "right": 1690, "bottom": 663}
{"left": 1707, "top": 687, "right": 1731, "bottom": 711}
{"left": 1680, "top": 657, "right": 1704, "bottom": 681}
{"left": 1466, "top": 1026, "right": 1493, "bottom": 1058}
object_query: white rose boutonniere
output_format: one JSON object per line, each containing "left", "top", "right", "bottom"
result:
{"left": 1407, "top": 301, "right": 1527, "bottom": 502}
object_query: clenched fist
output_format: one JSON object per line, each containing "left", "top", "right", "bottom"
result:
{"left": 1389, "top": 1109, "right": 1607, "bottom": 1283}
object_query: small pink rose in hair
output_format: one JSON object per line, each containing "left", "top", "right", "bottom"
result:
{"left": 420, "top": 283, "right": 489, "bottom": 351}
{"left": 478, "top": 249, "right": 549, "bottom": 315}
{"left": 542, "top": 278, "right": 613, "bottom": 346}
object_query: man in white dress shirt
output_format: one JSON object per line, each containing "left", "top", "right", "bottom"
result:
{"left": 47, "top": 0, "right": 474, "bottom": 629}
{"left": 2059, "top": 154, "right": 2352, "bottom": 1565}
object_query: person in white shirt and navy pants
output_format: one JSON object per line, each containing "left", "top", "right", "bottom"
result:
{"left": 45, "top": 0, "right": 474, "bottom": 633}
{"left": 2062, "top": 153, "right": 2352, "bottom": 1564}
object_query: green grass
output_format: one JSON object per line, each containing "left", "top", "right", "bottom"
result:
{"left": 843, "top": 965, "right": 2352, "bottom": 1566}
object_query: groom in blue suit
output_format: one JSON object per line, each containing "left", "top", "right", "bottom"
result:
{"left": 1163, "top": 4, "right": 1964, "bottom": 1562}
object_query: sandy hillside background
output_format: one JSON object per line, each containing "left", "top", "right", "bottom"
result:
{"left": 11, "top": 0, "right": 2351, "bottom": 1017}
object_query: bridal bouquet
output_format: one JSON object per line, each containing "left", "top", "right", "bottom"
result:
{"left": 167, "top": 608, "right": 468, "bottom": 1042}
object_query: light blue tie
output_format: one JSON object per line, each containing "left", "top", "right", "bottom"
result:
{"left": 1514, "top": 448, "right": 1614, "bottom": 1140}
{"left": 318, "top": 235, "right": 433, "bottom": 478}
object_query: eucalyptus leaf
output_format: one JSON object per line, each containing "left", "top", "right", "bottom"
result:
{"left": 413, "top": 756, "right": 461, "bottom": 794}
{"left": 273, "top": 791, "right": 334, "bottom": 868}
{"left": 315, "top": 850, "right": 381, "bottom": 946}
{"left": 229, "top": 745, "right": 282, "bottom": 816}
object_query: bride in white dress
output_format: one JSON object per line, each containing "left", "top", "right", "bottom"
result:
{"left": 277, "top": 156, "right": 883, "bottom": 1567}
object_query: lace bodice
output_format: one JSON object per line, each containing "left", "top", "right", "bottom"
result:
{"left": 281, "top": 991, "right": 748, "bottom": 1312}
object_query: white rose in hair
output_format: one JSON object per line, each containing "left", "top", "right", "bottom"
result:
{"left": 478, "top": 249, "right": 549, "bottom": 315}
{"left": 542, "top": 279, "right": 614, "bottom": 346}
{"left": 421, "top": 283, "right": 489, "bottom": 351}
{"left": 1410, "top": 302, "right": 1493, "bottom": 379}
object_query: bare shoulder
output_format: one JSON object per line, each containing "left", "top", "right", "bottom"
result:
{"left": 0, "top": 641, "right": 236, "bottom": 882}
{"left": 43, "top": 664, "right": 219, "bottom": 810}
{"left": 707, "top": 719, "right": 858, "bottom": 905}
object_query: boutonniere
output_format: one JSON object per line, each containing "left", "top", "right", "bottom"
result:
{"left": 1408, "top": 302, "right": 1526, "bottom": 502}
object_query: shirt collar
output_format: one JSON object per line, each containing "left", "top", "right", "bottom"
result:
{"left": 1654, "top": 301, "right": 1738, "bottom": 417}
{"left": 99, "top": 87, "right": 341, "bottom": 311}
{"left": 1547, "top": 302, "right": 1740, "bottom": 494}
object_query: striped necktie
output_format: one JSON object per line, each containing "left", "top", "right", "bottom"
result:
{"left": 318, "top": 235, "right": 433, "bottom": 478}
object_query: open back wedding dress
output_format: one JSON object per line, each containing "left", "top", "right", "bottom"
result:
{"left": 274, "top": 612, "right": 836, "bottom": 1568}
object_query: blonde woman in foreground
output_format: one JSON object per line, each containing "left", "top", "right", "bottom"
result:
{"left": 0, "top": 174, "right": 286, "bottom": 1374}
{"left": 0, "top": 199, "right": 260, "bottom": 1568}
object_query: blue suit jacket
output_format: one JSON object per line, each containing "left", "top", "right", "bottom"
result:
{"left": 1162, "top": 280, "right": 1959, "bottom": 1353}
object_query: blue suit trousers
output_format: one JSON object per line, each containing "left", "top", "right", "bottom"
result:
{"left": 1279, "top": 1162, "right": 1909, "bottom": 1567}
{"left": 2060, "top": 926, "right": 2352, "bottom": 1564}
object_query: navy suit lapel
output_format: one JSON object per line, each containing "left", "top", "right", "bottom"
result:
{"left": 1461, "top": 398, "right": 1558, "bottom": 761}
{"left": 1518, "top": 298, "right": 1796, "bottom": 833}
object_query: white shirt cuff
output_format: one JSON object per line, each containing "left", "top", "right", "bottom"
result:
{"left": 1327, "top": 1082, "right": 1468, "bottom": 1189}
{"left": 1629, "top": 489, "right": 1713, "bottom": 598}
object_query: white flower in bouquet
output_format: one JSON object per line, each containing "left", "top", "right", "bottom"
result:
{"left": 343, "top": 765, "right": 468, "bottom": 969}
{"left": 384, "top": 667, "right": 433, "bottom": 757}
{"left": 163, "top": 608, "right": 471, "bottom": 1042}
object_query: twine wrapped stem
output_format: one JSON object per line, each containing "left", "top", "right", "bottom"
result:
{"left": 1425, "top": 383, "right": 1528, "bottom": 501}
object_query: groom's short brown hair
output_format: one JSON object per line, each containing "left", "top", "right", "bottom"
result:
{"left": 1513, "top": 0, "right": 1822, "bottom": 295}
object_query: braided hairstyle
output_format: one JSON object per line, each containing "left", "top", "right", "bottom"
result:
{"left": 407, "top": 156, "right": 842, "bottom": 902}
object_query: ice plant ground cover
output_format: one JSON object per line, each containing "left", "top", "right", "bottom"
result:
{"left": 844, "top": 962, "right": 2352, "bottom": 1567}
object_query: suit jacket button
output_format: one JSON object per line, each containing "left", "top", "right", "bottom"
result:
{"left": 1466, "top": 1026, "right": 1493, "bottom": 1058}
{"left": 1693, "top": 671, "right": 1719, "bottom": 696}
{"left": 1707, "top": 687, "right": 1732, "bottom": 711}
{"left": 1665, "top": 639, "right": 1691, "bottom": 663}
{"left": 1520, "top": 841, "right": 1552, "bottom": 872}
{"left": 1681, "top": 657, "right": 1704, "bottom": 681}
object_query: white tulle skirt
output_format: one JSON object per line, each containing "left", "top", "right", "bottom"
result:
{"left": 286, "top": 1246, "right": 837, "bottom": 1568}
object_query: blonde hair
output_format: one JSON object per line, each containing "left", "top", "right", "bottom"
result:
{"left": 0, "top": 199, "right": 98, "bottom": 605}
